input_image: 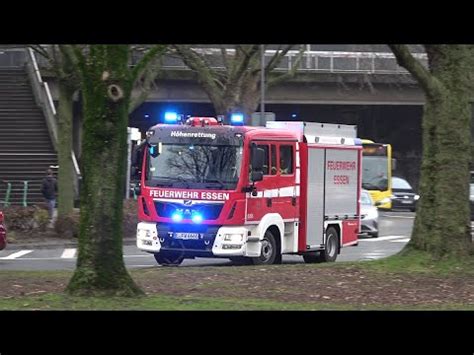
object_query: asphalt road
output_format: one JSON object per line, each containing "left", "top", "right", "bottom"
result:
{"left": 0, "top": 212, "right": 416, "bottom": 270}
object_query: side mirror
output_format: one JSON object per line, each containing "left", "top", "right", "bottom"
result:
{"left": 251, "top": 170, "right": 264, "bottom": 182}
{"left": 132, "top": 143, "right": 145, "bottom": 179}
{"left": 392, "top": 158, "right": 397, "bottom": 171}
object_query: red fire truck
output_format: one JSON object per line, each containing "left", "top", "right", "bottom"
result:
{"left": 134, "top": 116, "right": 362, "bottom": 266}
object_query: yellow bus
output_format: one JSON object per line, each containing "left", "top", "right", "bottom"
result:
{"left": 361, "top": 140, "right": 394, "bottom": 210}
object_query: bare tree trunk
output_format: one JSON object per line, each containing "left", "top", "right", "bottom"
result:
{"left": 67, "top": 45, "right": 141, "bottom": 296}
{"left": 56, "top": 81, "right": 75, "bottom": 216}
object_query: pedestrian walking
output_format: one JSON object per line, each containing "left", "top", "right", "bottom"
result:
{"left": 41, "top": 168, "right": 57, "bottom": 223}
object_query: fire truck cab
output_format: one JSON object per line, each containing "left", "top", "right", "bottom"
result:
{"left": 135, "top": 116, "right": 362, "bottom": 266}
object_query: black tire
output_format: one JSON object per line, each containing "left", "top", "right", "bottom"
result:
{"left": 320, "top": 226, "right": 339, "bottom": 262}
{"left": 371, "top": 232, "right": 379, "bottom": 238}
{"left": 251, "top": 229, "right": 279, "bottom": 265}
{"left": 303, "top": 252, "right": 322, "bottom": 263}
{"left": 410, "top": 207, "right": 416, "bottom": 212}
{"left": 154, "top": 252, "right": 184, "bottom": 266}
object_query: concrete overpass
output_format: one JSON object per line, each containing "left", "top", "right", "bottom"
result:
{"left": 33, "top": 49, "right": 428, "bottom": 106}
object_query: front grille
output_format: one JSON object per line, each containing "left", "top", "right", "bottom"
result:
{"left": 154, "top": 201, "right": 224, "bottom": 220}
{"left": 156, "top": 223, "right": 221, "bottom": 255}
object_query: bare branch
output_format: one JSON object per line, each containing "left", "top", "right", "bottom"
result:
{"left": 220, "top": 47, "right": 229, "bottom": 71}
{"left": 29, "top": 45, "right": 50, "bottom": 60}
{"left": 389, "top": 44, "right": 443, "bottom": 97}
{"left": 59, "top": 45, "right": 88, "bottom": 85}
{"left": 265, "top": 45, "right": 298, "bottom": 72}
{"left": 129, "top": 54, "right": 164, "bottom": 113}
{"left": 230, "top": 45, "right": 259, "bottom": 82}
{"left": 172, "top": 45, "right": 223, "bottom": 103}
{"left": 130, "top": 45, "right": 167, "bottom": 84}
{"left": 266, "top": 46, "right": 305, "bottom": 87}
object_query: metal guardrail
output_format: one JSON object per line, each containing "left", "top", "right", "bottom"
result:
{"left": 158, "top": 49, "right": 428, "bottom": 75}
{"left": 2, "top": 46, "right": 428, "bottom": 75}
{"left": 25, "top": 48, "right": 82, "bottom": 199}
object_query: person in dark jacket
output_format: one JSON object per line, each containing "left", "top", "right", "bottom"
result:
{"left": 41, "top": 169, "right": 57, "bottom": 222}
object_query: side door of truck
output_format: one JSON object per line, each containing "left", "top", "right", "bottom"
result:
{"left": 245, "top": 141, "right": 279, "bottom": 223}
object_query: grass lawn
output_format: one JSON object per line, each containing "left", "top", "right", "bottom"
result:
{"left": 0, "top": 250, "right": 473, "bottom": 310}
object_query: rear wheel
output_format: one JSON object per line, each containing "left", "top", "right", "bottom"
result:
{"left": 154, "top": 252, "right": 184, "bottom": 266}
{"left": 320, "top": 226, "right": 339, "bottom": 262}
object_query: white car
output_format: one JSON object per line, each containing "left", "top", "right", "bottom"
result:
{"left": 360, "top": 190, "right": 379, "bottom": 238}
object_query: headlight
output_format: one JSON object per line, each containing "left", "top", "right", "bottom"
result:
{"left": 366, "top": 208, "right": 378, "bottom": 220}
{"left": 414, "top": 195, "right": 420, "bottom": 201}
{"left": 379, "top": 197, "right": 391, "bottom": 205}
{"left": 224, "top": 234, "right": 244, "bottom": 242}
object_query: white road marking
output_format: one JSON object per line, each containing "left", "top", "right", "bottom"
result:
{"left": 381, "top": 214, "right": 415, "bottom": 219}
{"left": 0, "top": 250, "right": 33, "bottom": 260}
{"left": 0, "top": 253, "right": 154, "bottom": 262}
{"left": 61, "top": 248, "right": 76, "bottom": 259}
{"left": 359, "top": 235, "right": 408, "bottom": 242}
{"left": 390, "top": 238, "right": 411, "bottom": 243}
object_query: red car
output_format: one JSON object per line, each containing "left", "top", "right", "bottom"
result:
{"left": 0, "top": 211, "right": 6, "bottom": 250}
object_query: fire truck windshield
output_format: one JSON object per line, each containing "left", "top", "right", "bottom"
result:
{"left": 146, "top": 144, "right": 243, "bottom": 190}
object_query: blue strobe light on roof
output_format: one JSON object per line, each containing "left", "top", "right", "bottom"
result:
{"left": 164, "top": 111, "right": 178, "bottom": 123}
{"left": 230, "top": 113, "right": 244, "bottom": 125}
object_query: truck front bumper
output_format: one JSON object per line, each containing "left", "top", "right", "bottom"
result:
{"left": 136, "top": 222, "right": 260, "bottom": 258}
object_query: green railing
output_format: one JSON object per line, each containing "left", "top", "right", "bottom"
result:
{"left": 22, "top": 181, "right": 28, "bottom": 207}
{"left": 2, "top": 181, "right": 29, "bottom": 207}
{"left": 2, "top": 182, "right": 12, "bottom": 207}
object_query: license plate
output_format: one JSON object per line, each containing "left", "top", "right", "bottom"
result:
{"left": 401, "top": 200, "right": 413, "bottom": 204}
{"left": 174, "top": 232, "right": 201, "bottom": 240}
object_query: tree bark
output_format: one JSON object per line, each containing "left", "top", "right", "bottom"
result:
{"left": 56, "top": 81, "right": 75, "bottom": 216}
{"left": 66, "top": 45, "right": 142, "bottom": 296}
{"left": 391, "top": 45, "right": 474, "bottom": 259}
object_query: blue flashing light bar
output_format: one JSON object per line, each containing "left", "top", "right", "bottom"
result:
{"left": 230, "top": 113, "right": 244, "bottom": 125}
{"left": 164, "top": 111, "right": 178, "bottom": 123}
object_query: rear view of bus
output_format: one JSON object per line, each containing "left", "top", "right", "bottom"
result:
{"left": 361, "top": 140, "right": 393, "bottom": 210}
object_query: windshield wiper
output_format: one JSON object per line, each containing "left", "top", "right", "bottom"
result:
{"left": 151, "top": 176, "right": 191, "bottom": 188}
{"left": 204, "top": 178, "right": 226, "bottom": 189}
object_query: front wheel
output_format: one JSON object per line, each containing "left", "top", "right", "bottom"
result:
{"left": 154, "top": 252, "right": 184, "bottom": 266}
{"left": 251, "top": 230, "right": 281, "bottom": 265}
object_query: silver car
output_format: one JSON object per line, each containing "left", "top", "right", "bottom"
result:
{"left": 360, "top": 189, "right": 379, "bottom": 238}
